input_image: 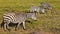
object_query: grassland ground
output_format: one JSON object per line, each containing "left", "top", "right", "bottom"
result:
{"left": 0, "top": 0, "right": 60, "bottom": 34}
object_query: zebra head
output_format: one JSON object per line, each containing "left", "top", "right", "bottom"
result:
{"left": 26, "top": 12, "right": 37, "bottom": 20}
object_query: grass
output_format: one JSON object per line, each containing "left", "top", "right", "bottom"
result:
{"left": 0, "top": 0, "right": 60, "bottom": 34}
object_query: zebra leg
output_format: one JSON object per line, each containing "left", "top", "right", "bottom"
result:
{"left": 7, "top": 21, "right": 10, "bottom": 31}
{"left": 4, "top": 23, "right": 7, "bottom": 31}
{"left": 15, "top": 23, "right": 21, "bottom": 31}
{"left": 41, "top": 9, "right": 45, "bottom": 14}
{"left": 6, "top": 21, "right": 10, "bottom": 31}
{"left": 23, "top": 22, "right": 26, "bottom": 30}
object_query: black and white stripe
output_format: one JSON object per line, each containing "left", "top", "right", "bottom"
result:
{"left": 2, "top": 12, "right": 37, "bottom": 31}
{"left": 3, "top": 13, "right": 15, "bottom": 22}
{"left": 30, "top": 5, "right": 45, "bottom": 14}
{"left": 29, "top": 2, "right": 52, "bottom": 14}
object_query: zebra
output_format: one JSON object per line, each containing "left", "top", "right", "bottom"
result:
{"left": 2, "top": 12, "right": 37, "bottom": 31}
{"left": 29, "top": 2, "right": 52, "bottom": 14}
{"left": 30, "top": 5, "right": 45, "bottom": 14}
{"left": 41, "top": 2, "right": 52, "bottom": 10}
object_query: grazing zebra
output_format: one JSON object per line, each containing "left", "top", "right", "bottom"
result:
{"left": 29, "top": 2, "right": 52, "bottom": 14}
{"left": 30, "top": 6, "right": 45, "bottom": 14}
{"left": 2, "top": 12, "right": 37, "bottom": 31}
{"left": 41, "top": 2, "right": 52, "bottom": 10}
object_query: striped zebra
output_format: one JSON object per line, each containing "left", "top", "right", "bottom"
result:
{"left": 41, "top": 2, "right": 52, "bottom": 10}
{"left": 29, "top": 2, "right": 52, "bottom": 14}
{"left": 2, "top": 12, "right": 37, "bottom": 31}
{"left": 30, "top": 5, "right": 45, "bottom": 14}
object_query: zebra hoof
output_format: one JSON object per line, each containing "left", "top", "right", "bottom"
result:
{"left": 23, "top": 28, "right": 26, "bottom": 30}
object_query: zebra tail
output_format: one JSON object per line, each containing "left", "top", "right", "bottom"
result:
{"left": 0, "top": 21, "right": 4, "bottom": 28}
